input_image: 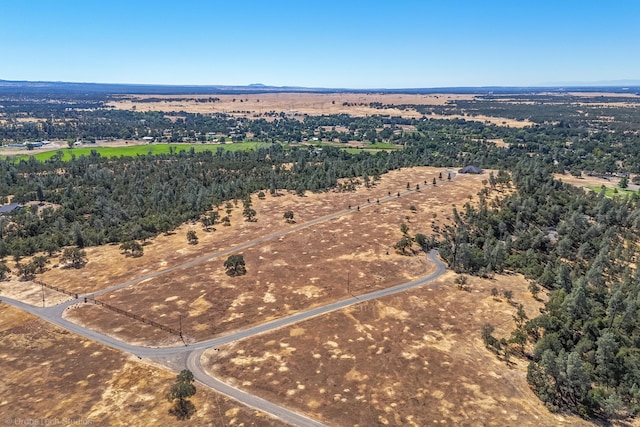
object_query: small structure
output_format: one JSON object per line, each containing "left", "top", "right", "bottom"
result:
{"left": 0, "top": 203, "right": 23, "bottom": 215}
{"left": 458, "top": 165, "right": 483, "bottom": 174}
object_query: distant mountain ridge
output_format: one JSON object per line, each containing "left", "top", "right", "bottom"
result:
{"left": 0, "top": 79, "right": 322, "bottom": 95}
{"left": 0, "top": 79, "right": 639, "bottom": 95}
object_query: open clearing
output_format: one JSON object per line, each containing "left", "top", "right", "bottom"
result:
{"left": 555, "top": 173, "right": 620, "bottom": 189}
{"left": 204, "top": 272, "right": 590, "bottom": 427}
{"left": 49, "top": 167, "right": 483, "bottom": 346}
{"left": 0, "top": 303, "right": 283, "bottom": 426}
{"left": 0, "top": 165, "right": 613, "bottom": 425}
{"left": 555, "top": 173, "right": 640, "bottom": 194}
{"left": 107, "top": 93, "right": 533, "bottom": 128}
{"left": 0, "top": 140, "right": 269, "bottom": 161}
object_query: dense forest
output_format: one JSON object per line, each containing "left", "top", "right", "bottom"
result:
{"left": 2, "top": 90, "right": 640, "bottom": 421}
{"left": 0, "top": 138, "right": 504, "bottom": 258}
{"left": 437, "top": 161, "right": 640, "bottom": 419}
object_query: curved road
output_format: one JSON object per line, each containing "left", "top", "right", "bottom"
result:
{"left": 1, "top": 251, "right": 446, "bottom": 426}
{"left": 1, "top": 175, "right": 456, "bottom": 426}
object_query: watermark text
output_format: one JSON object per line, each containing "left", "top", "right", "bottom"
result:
{"left": 5, "top": 418, "right": 94, "bottom": 426}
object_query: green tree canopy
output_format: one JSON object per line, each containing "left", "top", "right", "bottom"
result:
{"left": 167, "top": 369, "right": 196, "bottom": 420}
{"left": 224, "top": 254, "right": 246, "bottom": 276}
{"left": 60, "top": 247, "right": 87, "bottom": 269}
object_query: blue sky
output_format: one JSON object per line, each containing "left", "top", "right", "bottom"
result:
{"left": 1, "top": 1, "right": 639, "bottom": 88}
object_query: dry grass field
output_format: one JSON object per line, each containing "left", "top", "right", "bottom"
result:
{"left": 554, "top": 172, "right": 620, "bottom": 189}
{"left": 0, "top": 303, "right": 283, "bottom": 426}
{"left": 0, "top": 166, "right": 618, "bottom": 426}
{"left": 107, "top": 93, "right": 533, "bottom": 127}
{"left": 204, "top": 271, "right": 591, "bottom": 427}
{"left": 51, "top": 167, "right": 483, "bottom": 346}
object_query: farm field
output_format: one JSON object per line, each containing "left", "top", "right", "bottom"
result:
{"left": 0, "top": 140, "right": 400, "bottom": 162}
{"left": 0, "top": 141, "right": 270, "bottom": 162}
{"left": 107, "top": 93, "right": 534, "bottom": 127}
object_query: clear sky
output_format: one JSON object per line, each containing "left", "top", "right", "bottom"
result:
{"left": 1, "top": 0, "right": 639, "bottom": 88}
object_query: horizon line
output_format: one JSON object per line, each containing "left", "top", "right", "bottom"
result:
{"left": 1, "top": 78, "right": 640, "bottom": 94}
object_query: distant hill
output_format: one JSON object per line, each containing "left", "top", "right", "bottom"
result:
{"left": 0, "top": 79, "right": 638, "bottom": 96}
{"left": 0, "top": 79, "right": 324, "bottom": 96}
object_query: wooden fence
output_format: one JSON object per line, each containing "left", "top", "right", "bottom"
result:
{"left": 87, "top": 297, "right": 181, "bottom": 336}
{"left": 33, "top": 280, "right": 182, "bottom": 337}
{"left": 33, "top": 279, "right": 78, "bottom": 298}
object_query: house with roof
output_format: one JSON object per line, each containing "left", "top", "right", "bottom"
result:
{"left": 0, "top": 203, "right": 23, "bottom": 215}
{"left": 458, "top": 165, "right": 483, "bottom": 174}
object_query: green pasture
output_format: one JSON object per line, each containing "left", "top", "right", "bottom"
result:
{"left": 2, "top": 141, "right": 270, "bottom": 162}
{"left": 310, "top": 141, "right": 401, "bottom": 154}
{"left": 586, "top": 185, "right": 638, "bottom": 198}
{"left": 2, "top": 140, "right": 402, "bottom": 162}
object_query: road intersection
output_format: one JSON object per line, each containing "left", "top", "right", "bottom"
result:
{"left": 1, "top": 181, "right": 453, "bottom": 426}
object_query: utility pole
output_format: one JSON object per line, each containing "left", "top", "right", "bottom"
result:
{"left": 179, "top": 313, "right": 183, "bottom": 339}
{"left": 41, "top": 282, "right": 45, "bottom": 307}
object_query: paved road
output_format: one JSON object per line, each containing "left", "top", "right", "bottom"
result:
{"left": 186, "top": 349, "right": 328, "bottom": 427}
{"left": 1, "top": 251, "right": 446, "bottom": 426}
{"left": 1, "top": 250, "right": 444, "bottom": 358}
{"left": 1, "top": 174, "right": 456, "bottom": 426}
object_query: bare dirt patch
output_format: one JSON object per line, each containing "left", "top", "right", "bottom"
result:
{"left": 485, "top": 138, "right": 509, "bottom": 148}
{"left": 0, "top": 303, "right": 283, "bottom": 426}
{"left": 425, "top": 112, "right": 531, "bottom": 127}
{"left": 554, "top": 173, "right": 618, "bottom": 189}
{"left": 0, "top": 276, "right": 71, "bottom": 307}
{"left": 204, "top": 272, "right": 591, "bottom": 427}
{"left": 57, "top": 167, "right": 490, "bottom": 345}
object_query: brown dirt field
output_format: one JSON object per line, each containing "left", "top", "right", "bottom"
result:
{"left": 203, "top": 272, "right": 592, "bottom": 427}
{"left": 424, "top": 112, "right": 532, "bottom": 127}
{"left": 0, "top": 142, "right": 65, "bottom": 157}
{"left": 51, "top": 167, "right": 491, "bottom": 345}
{"left": 554, "top": 172, "right": 618, "bottom": 189}
{"left": 486, "top": 138, "right": 509, "bottom": 148}
{"left": 0, "top": 278, "right": 71, "bottom": 307}
{"left": 107, "top": 93, "right": 532, "bottom": 127}
{"left": 0, "top": 303, "right": 283, "bottom": 426}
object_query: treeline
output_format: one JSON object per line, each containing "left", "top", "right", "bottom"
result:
{"left": 0, "top": 108, "right": 238, "bottom": 142}
{"left": 4, "top": 92, "right": 640, "bottom": 175}
{"left": 4, "top": 114, "right": 640, "bottom": 177}
{"left": 0, "top": 138, "right": 505, "bottom": 258}
{"left": 3, "top": 111, "right": 639, "bottom": 261}
{"left": 436, "top": 161, "right": 640, "bottom": 419}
